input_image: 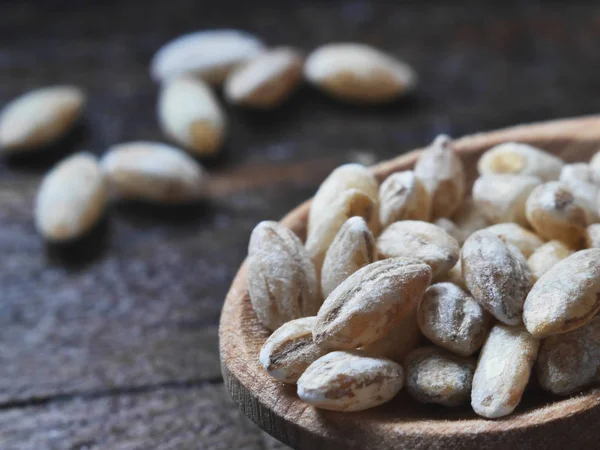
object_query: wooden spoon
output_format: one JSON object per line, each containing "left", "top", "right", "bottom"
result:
{"left": 219, "top": 115, "right": 600, "bottom": 450}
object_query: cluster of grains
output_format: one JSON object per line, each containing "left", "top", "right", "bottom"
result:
{"left": 32, "top": 141, "right": 209, "bottom": 242}
{"left": 151, "top": 31, "right": 418, "bottom": 157}
{"left": 0, "top": 30, "right": 418, "bottom": 242}
{"left": 251, "top": 135, "right": 600, "bottom": 417}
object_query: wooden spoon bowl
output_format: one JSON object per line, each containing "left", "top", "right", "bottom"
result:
{"left": 219, "top": 116, "right": 600, "bottom": 450}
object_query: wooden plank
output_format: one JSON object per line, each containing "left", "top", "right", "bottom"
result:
{"left": 0, "top": 384, "right": 289, "bottom": 450}
{"left": 0, "top": 166, "right": 346, "bottom": 403}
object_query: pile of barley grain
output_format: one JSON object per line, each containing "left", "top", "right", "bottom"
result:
{"left": 252, "top": 138, "right": 600, "bottom": 418}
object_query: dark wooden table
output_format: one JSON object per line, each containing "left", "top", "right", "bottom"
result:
{"left": 1, "top": 1, "right": 599, "bottom": 449}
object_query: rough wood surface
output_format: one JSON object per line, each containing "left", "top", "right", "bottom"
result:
{"left": 0, "top": 384, "right": 287, "bottom": 450}
{"left": 2, "top": 0, "right": 600, "bottom": 448}
{"left": 220, "top": 116, "right": 600, "bottom": 450}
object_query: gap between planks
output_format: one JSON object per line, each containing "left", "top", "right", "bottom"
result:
{"left": 0, "top": 376, "right": 224, "bottom": 411}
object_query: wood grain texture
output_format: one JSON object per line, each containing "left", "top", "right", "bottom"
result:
{"left": 2, "top": 0, "right": 600, "bottom": 448}
{"left": 220, "top": 115, "right": 600, "bottom": 450}
{"left": 0, "top": 385, "right": 288, "bottom": 450}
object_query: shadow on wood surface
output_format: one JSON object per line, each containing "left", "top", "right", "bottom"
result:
{"left": 44, "top": 213, "right": 110, "bottom": 268}
{"left": 3, "top": 121, "right": 90, "bottom": 172}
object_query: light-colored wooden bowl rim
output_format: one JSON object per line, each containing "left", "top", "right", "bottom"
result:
{"left": 220, "top": 115, "right": 600, "bottom": 450}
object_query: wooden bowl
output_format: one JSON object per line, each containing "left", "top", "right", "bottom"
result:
{"left": 219, "top": 116, "right": 600, "bottom": 450}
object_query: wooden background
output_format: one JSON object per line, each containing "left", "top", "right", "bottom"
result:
{"left": 1, "top": 1, "right": 600, "bottom": 449}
